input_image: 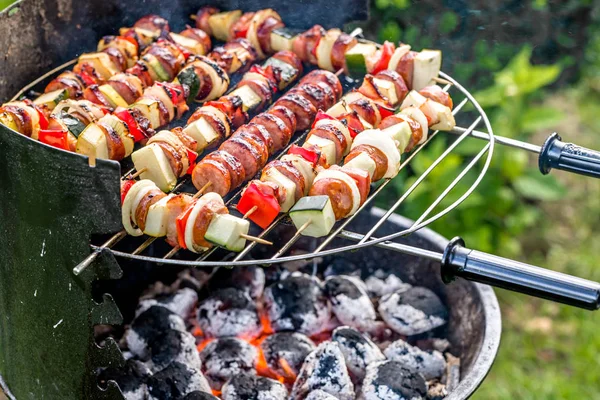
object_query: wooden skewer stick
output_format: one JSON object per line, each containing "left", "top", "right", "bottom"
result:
{"left": 189, "top": 14, "right": 197, "bottom": 20}
{"left": 433, "top": 76, "right": 452, "bottom": 86}
{"left": 240, "top": 233, "right": 272, "bottom": 246}
{"left": 164, "top": 245, "right": 181, "bottom": 259}
{"left": 242, "top": 205, "right": 258, "bottom": 220}
{"left": 297, "top": 219, "right": 312, "bottom": 235}
{"left": 123, "top": 167, "right": 148, "bottom": 181}
{"left": 193, "top": 181, "right": 213, "bottom": 199}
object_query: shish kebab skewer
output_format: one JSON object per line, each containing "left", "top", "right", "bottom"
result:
{"left": 122, "top": 13, "right": 448, "bottom": 254}
{"left": 35, "top": 30, "right": 257, "bottom": 156}
{"left": 0, "top": 15, "right": 212, "bottom": 147}
{"left": 131, "top": 15, "right": 443, "bottom": 195}
{"left": 120, "top": 68, "right": 330, "bottom": 254}
{"left": 234, "top": 43, "right": 451, "bottom": 230}
{"left": 286, "top": 87, "right": 454, "bottom": 238}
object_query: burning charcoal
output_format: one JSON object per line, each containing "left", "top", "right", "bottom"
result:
{"left": 126, "top": 306, "right": 187, "bottom": 359}
{"left": 260, "top": 332, "right": 316, "bottom": 379}
{"left": 290, "top": 341, "right": 355, "bottom": 400}
{"left": 99, "top": 359, "right": 151, "bottom": 400}
{"left": 365, "top": 274, "right": 412, "bottom": 298}
{"left": 197, "top": 288, "right": 261, "bottom": 339}
{"left": 206, "top": 266, "right": 265, "bottom": 299}
{"left": 183, "top": 392, "right": 220, "bottom": 400}
{"left": 305, "top": 390, "right": 339, "bottom": 400}
{"left": 324, "top": 275, "right": 377, "bottom": 331}
{"left": 378, "top": 287, "right": 448, "bottom": 336}
{"left": 323, "top": 259, "right": 361, "bottom": 278}
{"left": 331, "top": 326, "right": 385, "bottom": 382}
{"left": 200, "top": 337, "right": 258, "bottom": 390}
{"left": 264, "top": 274, "right": 331, "bottom": 336}
{"left": 384, "top": 339, "right": 446, "bottom": 380}
{"left": 136, "top": 288, "right": 199, "bottom": 319}
{"left": 146, "top": 329, "right": 202, "bottom": 373}
{"left": 361, "top": 360, "right": 427, "bottom": 400}
{"left": 147, "top": 362, "right": 211, "bottom": 400}
{"left": 221, "top": 373, "right": 288, "bottom": 400}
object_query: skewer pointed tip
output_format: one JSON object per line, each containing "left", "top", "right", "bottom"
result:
{"left": 243, "top": 205, "right": 258, "bottom": 219}
{"left": 193, "top": 181, "right": 213, "bottom": 199}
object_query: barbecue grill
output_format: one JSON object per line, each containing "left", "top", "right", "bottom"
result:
{"left": 0, "top": 0, "right": 599, "bottom": 399}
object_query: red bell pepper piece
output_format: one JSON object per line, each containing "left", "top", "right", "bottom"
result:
{"left": 339, "top": 112, "right": 365, "bottom": 139}
{"left": 237, "top": 181, "right": 281, "bottom": 229}
{"left": 311, "top": 110, "right": 336, "bottom": 129}
{"left": 38, "top": 129, "right": 69, "bottom": 150}
{"left": 120, "top": 180, "right": 136, "bottom": 204}
{"left": 288, "top": 144, "right": 320, "bottom": 167}
{"left": 186, "top": 149, "right": 198, "bottom": 175}
{"left": 176, "top": 201, "right": 197, "bottom": 249}
{"left": 371, "top": 41, "right": 395, "bottom": 75}
{"left": 79, "top": 71, "right": 97, "bottom": 86}
{"left": 121, "top": 35, "right": 139, "bottom": 54}
{"left": 340, "top": 166, "right": 371, "bottom": 205}
{"left": 250, "top": 65, "right": 278, "bottom": 89}
{"left": 235, "top": 27, "right": 249, "bottom": 39}
{"left": 378, "top": 104, "right": 395, "bottom": 120}
{"left": 157, "top": 82, "right": 186, "bottom": 105}
{"left": 114, "top": 107, "right": 146, "bottom": 142}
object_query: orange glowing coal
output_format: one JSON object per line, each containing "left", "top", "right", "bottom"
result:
{"left": 196, "top": 337, "right": 214, "bottom": 352}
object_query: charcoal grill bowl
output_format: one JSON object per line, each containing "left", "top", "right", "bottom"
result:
{"left": 0, "top": 0, "right": 499, "bottom": 398}
{"left": 260, "top": 207, "right": 501, "bottom": 399}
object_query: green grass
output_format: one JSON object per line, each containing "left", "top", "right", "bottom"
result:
{"left": 473, "top": 88, "right": 600, "bottom": 399}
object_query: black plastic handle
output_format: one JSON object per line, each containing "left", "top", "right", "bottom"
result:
{"left": 441, "top": 237, "right": 600, "bottom": 310}
{"left": 539, "top": 132, "right": 600, "bottom": 179}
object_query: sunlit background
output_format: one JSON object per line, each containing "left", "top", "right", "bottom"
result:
{"left": 1, "top": 0, "right": 599, "bottom": 399}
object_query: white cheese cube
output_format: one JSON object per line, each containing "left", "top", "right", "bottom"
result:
{"left": 304, "top": 135, "right": 337, "bottom": 166}
{"left": 131, "top": 143, "right": 177, "bottom": 192}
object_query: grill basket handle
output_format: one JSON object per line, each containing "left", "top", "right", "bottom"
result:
{"left": 441, "top": 237, "right": 600, "bottom": 310}
{"left": 539, "top": 132, "right": 600, "bottom": 179}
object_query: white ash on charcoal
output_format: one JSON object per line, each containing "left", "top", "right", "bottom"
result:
{"left": 264, "top": 273, "right": 331, "bottom": 336}
{"left": 305, "top": 390, "right": 340, "bottom": 400}
{"left": 383, "top": 339, "right": 446, "bottom": 380}
{"left": 99, "top": 359, "right": 151, "bottom": 400}
{"left": 125, "top": 306, "right": 187, "bottom": 359}
{"left": 183, "top": 392, "right": 220, "bottom": 400}
{"left": 204, "top": 266, "right": 265, "bottom": 300}
{"left": 146, "top": 361, "right": 211, "bottom": 400}
{"left": 378, "top": 287, "right": 448, "bottom": 337}
{"left": 221, "top": 373, "right": 288, "bottom": 400}
{"left": 260, "top": 332, "right": 316, "bottom": 379}
{"left": 426, "top": 382, "right": 448, "bottom": 400}
{"left": 196, "top": 288, "right": 261, "bottom": 339}
{"left": 324, "top": 275, "right": 378, "bottom": 331}
{"left": 365, "top": 274, "right": 412, "bottom": 298}
{"left": 331, "top": 326, "right": 385, "bottom": 382}
{"left": 290, "top": 341, "right": 355, "bottom": 400}
{"left": 199, "top": 337, "right": 258, "bottom": 391}
{"left": 136, "top": 288, "right": 199, "bottom": 319}
{"left": 415, "top": 338, "right": 451, "bottom": 354}
{"left": 361, "top": 360, "right": 427, "bottom": 400}
{"left": 144, "top": 329, "right": 202, "bottom": 373}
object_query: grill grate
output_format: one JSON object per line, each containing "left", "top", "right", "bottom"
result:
{"left": 81, "top": 70, "right": 496, "bottom": 268}
{"left": 10, "top": 46, "right": 500, "bottom": 270}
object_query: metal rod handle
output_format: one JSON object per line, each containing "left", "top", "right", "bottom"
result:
{"left": 441, "top": 237, "right": 600, "bottom": 310}
{"left": 539, "top": 133, "right": 600, "bottom": 179}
